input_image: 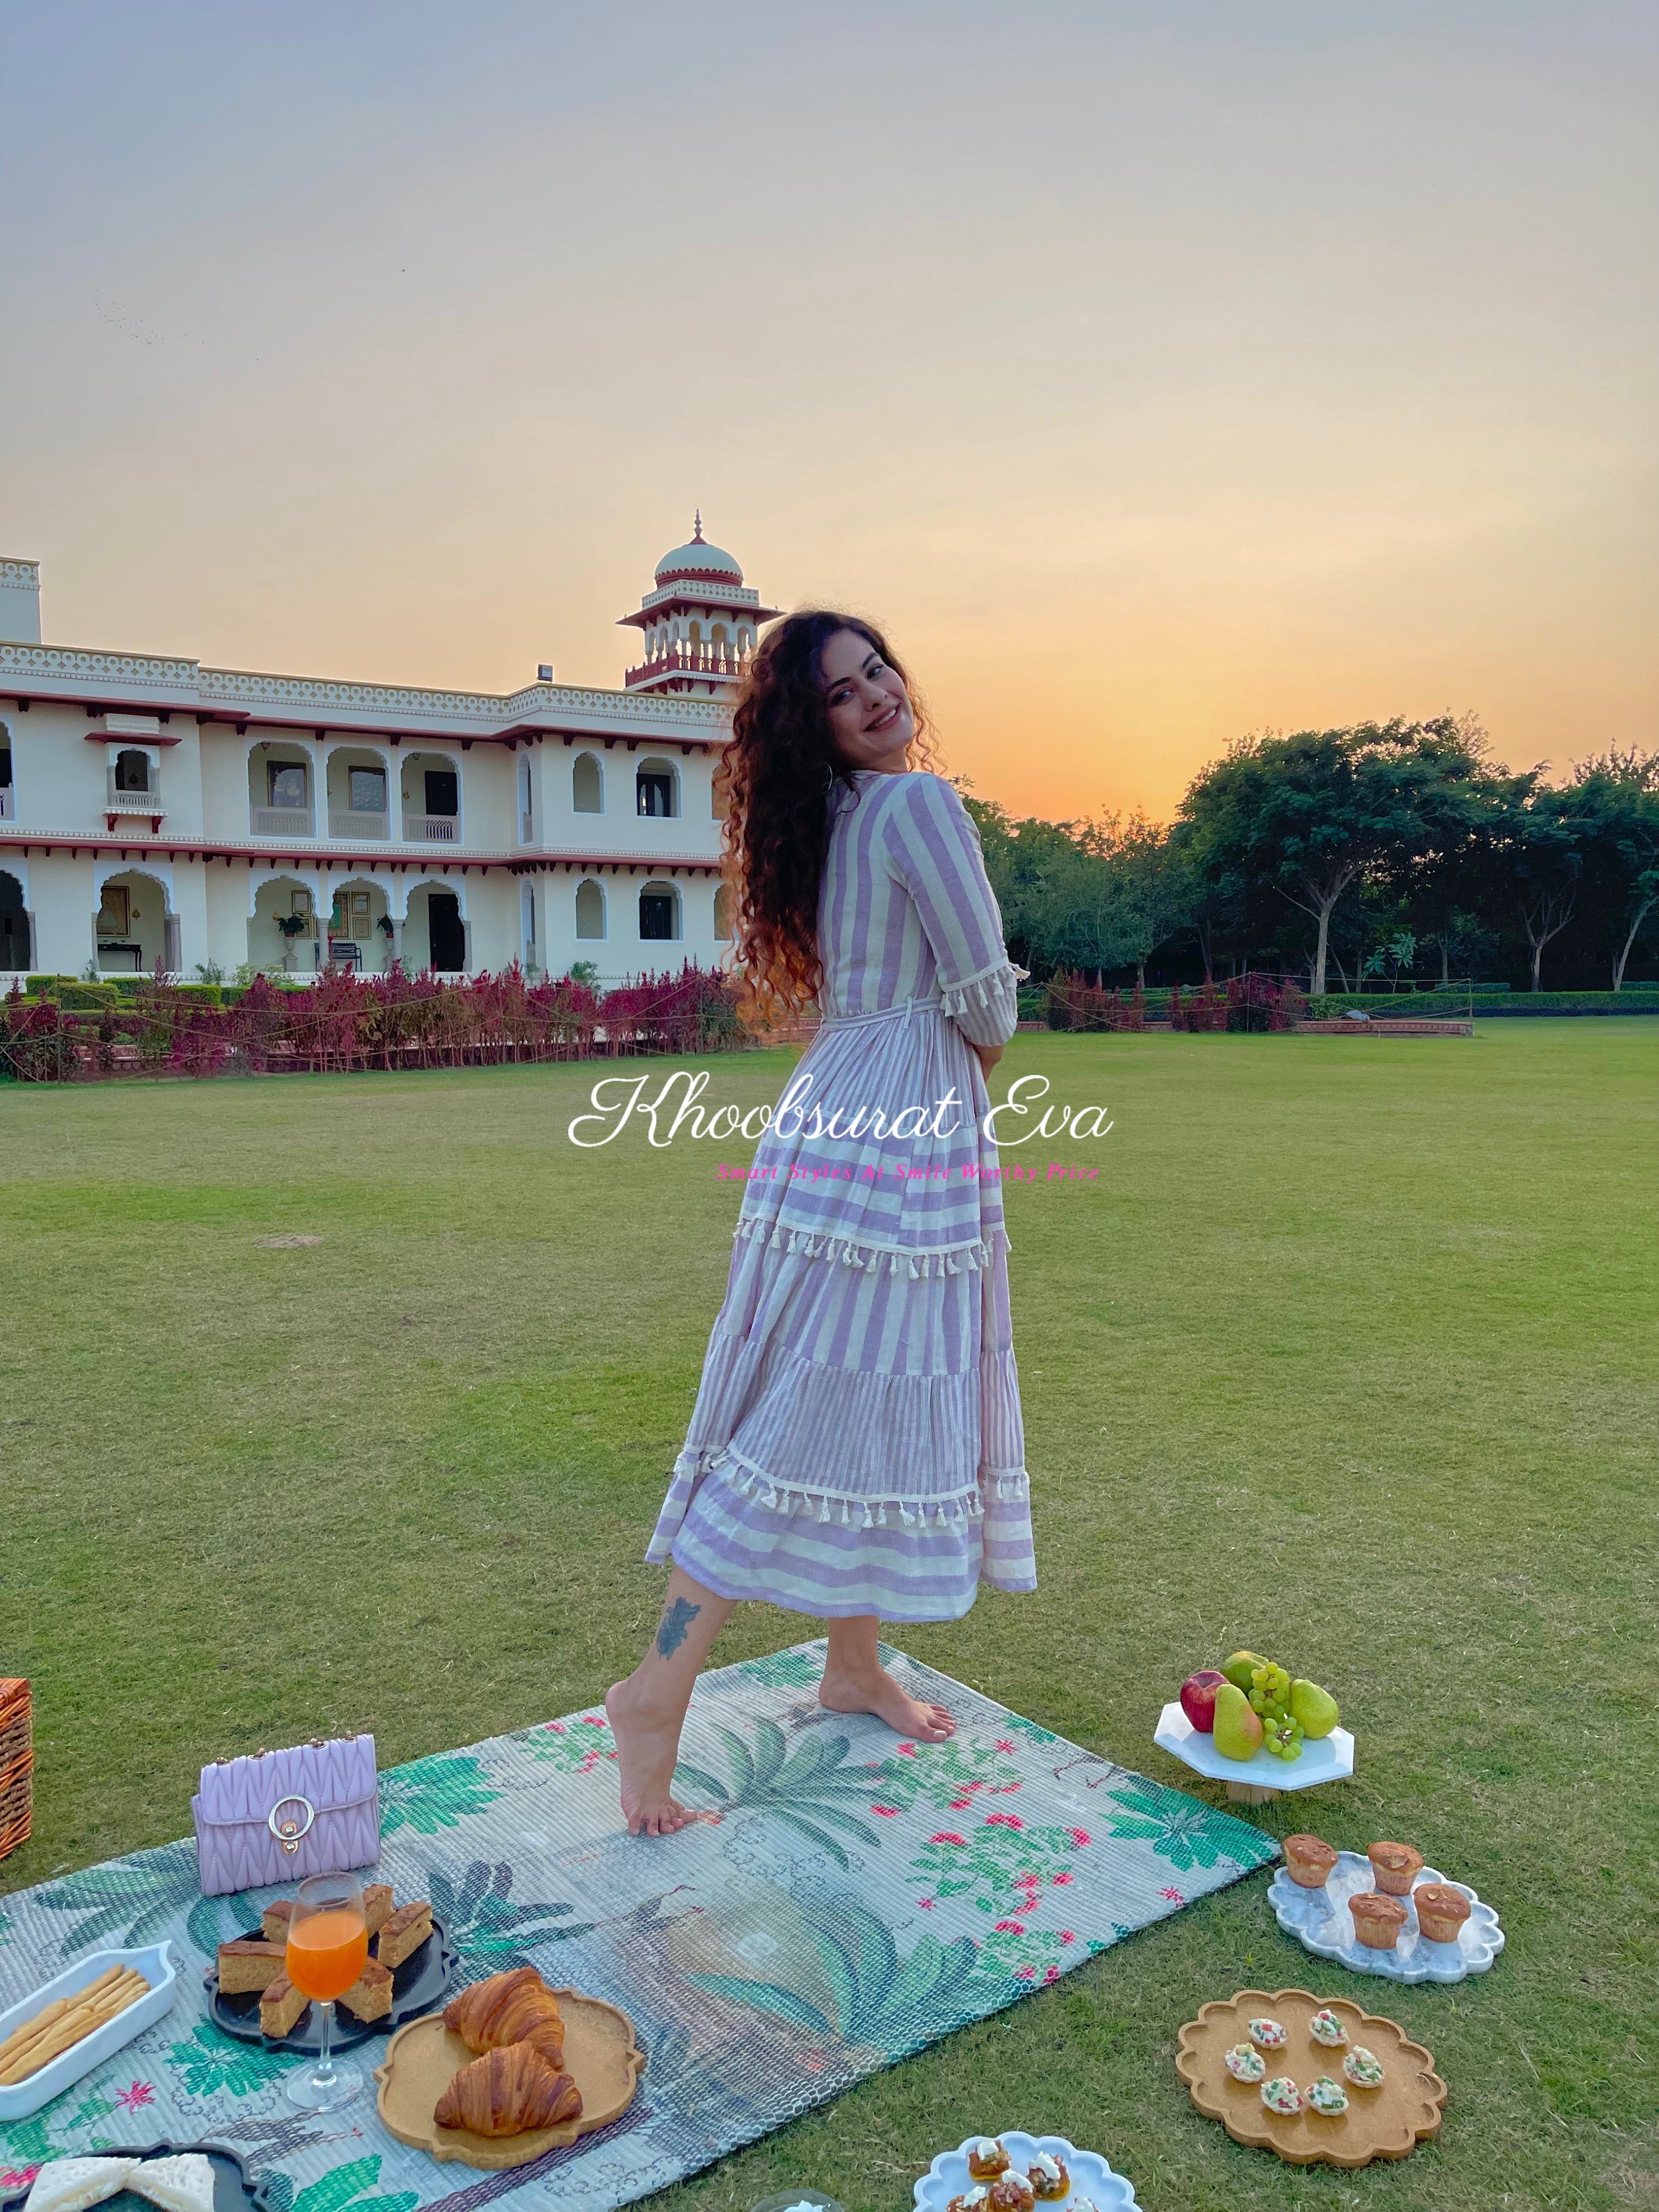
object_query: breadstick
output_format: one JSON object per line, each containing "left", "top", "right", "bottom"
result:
{"left": 0, "top": 1996, "right": 69, "bottom": 2063}
{"left": 0, "top": 1964, "right": 131, "bottom": 2063}
{"left": 0, "top": 1974, "right": 149, "bottom": 2083}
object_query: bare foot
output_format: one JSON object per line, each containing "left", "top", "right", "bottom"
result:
{"left": 818, "top": 1665, "right": 955, "bottom": 1742}
{"left": 605, "top": 1677, "right": 697, "bottom": 1836}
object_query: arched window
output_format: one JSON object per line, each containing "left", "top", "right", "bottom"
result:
{"left": 575, "top": 878, "right": 606, "bottom": 939}
{"left": 713, "top": 883, "right": 733, "bottom": 940}
{"left": 688, "top": 621, "right": 702, "bottom": 648}
{"left": 114, "top": 748, "right": 152, "bottom": 793}
{"left": 637, "top": 757, "right": 678, "bottom": 818}
{"left": 572, "top": 754, "right": 603, "bottom": 813}
{"left": 639, "top": 880, "right": 680, "bottom": 942}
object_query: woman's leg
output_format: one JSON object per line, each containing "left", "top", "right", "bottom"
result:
{"left": 818, "top": 1613, "right": 955, "bottom": 1740}
{"left": 606, "top": 1567, "right": 737, "bottom": 1836}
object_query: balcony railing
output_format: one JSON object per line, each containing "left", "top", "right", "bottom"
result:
{"left": 404, "top": 815, "right": 458, "bottom": 842}
{"left": 329, "top": 810, "right": 389, "bottom": 841}
{"left": 107, "top": 779, "right": 160, "bottom": 812}
{"left": 624, "top": 649, "right": 749, "bottom": 688}
{"left": 252, "top": 806, "right": 315, "bottom": 837}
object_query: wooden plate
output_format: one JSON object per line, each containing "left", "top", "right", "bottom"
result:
{"left": 372, "top": 1988, "right": 646, "bottom": 2170}
{"left": 1175, "top": 1987, "right": 1446, "bottom": 2168}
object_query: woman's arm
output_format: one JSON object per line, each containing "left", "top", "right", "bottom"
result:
{"left": 884, "top": 775, "right": 1027, "bottom": 1051}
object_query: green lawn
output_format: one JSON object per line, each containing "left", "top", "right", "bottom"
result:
{"left": 2, "top": 1022, "right": 1655, "bottom": 2212}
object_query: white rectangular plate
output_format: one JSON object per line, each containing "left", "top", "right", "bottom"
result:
{"left": 0, "top": 1944, "right": 179, "bottom": 2119}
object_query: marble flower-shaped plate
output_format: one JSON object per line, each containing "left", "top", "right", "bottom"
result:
{"left": 1269, "top": 1851, "right": 1504, "bottom": 1983}
{"left": 913, "top": 2132, "right": 1138, "bottom": 2211}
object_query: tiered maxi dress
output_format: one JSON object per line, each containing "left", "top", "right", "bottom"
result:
{"left": 647, "top": 767, "right": 1036, "bottom": 1621}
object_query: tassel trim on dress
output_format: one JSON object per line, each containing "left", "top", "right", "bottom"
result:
{"left": 692, "top": 1444, "right": 1030, "bottom": 1530}
{"left": 939, "top": 959, "right": 1031, "bottom": 1017}
{"left": 732, "top": 1217, "right": 1002, "bottom": 1276}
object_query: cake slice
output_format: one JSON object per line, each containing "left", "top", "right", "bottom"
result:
{"left": 217, "top": 1939, "right": 287, "bottom": 1995}
{"left": 375, "top": 1901, "right": 433, "bottom": 1970}
{"left": 363, "top": 1883, "right": 395, "bottom": 1939}
{"left": 338, "top": 1958, "right": 395, "bottom": 2023}
{"left": 260, "top": 1899, "right": 295, "bottom": 1945}
{"left": 130, "top": 2154, "right": 217, "bottom": 2212}
{"left": 258, "top": 1975, "right": 309, "bottom": 2040}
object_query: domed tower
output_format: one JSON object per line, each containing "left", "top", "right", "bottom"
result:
{"left": 618, "top": 514, "right": 781, "bottom": 697}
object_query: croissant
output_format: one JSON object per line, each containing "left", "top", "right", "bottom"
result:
{"left": 433, "top": 2044, "right": 583, "bottom": 2137}
{"left": 442, "top": 1967, "right": 566, "bottom": 2069}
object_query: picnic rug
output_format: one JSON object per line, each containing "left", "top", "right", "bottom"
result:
{"left": 0, "top": 1643, "right": 1279, "bottom": 2211}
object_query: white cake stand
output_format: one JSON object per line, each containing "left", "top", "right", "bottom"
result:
{"left": 1155, "top": 1701, "right": 1355, "bottom": 1805}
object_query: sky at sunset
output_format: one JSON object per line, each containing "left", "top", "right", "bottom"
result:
{"left": 5, "top": 2, "right": 1655, "bottom": 822}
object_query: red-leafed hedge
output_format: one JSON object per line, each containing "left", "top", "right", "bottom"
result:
{"left": 1, "top": 963, "right": 752, "bottom": 1083}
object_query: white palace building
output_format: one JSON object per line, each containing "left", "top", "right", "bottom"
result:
{"left": 0, "top": 516, "right": 778, "bottom": 985}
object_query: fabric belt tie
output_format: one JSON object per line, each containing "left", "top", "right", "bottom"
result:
{"left": 819, "top": 994, "right": 945, "bottom": 1029}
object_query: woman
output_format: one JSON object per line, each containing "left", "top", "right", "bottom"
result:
{"left": 606, "top": 613, "right": 1035, "bottom": 1836}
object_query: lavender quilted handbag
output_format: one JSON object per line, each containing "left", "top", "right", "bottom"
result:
{"left": 192, "top": 1734, "right": 380, "bottom": 1894}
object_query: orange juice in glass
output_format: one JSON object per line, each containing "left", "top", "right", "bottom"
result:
{"left": 284, "top": 1874, "right": 368, "bottom": 2110}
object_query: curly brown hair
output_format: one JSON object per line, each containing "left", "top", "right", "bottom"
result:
{"left": 720, "top": 611, "right": 937, "bottom": 1024}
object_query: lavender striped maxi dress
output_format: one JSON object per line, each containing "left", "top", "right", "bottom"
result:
{"left": 646, "top": 768, "right": 1036, "bottom": 1621}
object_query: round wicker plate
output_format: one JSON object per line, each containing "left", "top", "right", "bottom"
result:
{"left": 1175, "top": 1988, "right": 1446, "bottom": 2168}
{"left": 373, "top": 1989, "right": 645, "bottom": 2170}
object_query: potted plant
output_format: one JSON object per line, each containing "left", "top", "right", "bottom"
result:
{"left": 273, "top": 912, "right": 308, "bottom": 973}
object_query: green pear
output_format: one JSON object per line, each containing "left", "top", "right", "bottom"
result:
{"left": 1220, "top": 1650, "right": 1268, "bottom": 1692}
{"left": 1289, "top": 1679, "right": 1339, "bottom": 1739}
{"left": 1212, "top": 1682, "right": 1265, "bottom": 1761}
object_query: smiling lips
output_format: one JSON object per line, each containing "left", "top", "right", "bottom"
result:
{"left": 867, "top": 702, "right": 902, "bottom": 734}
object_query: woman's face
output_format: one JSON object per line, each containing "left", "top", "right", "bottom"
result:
{"left": 818, "top": 628, "right": 914, "bottom": 772}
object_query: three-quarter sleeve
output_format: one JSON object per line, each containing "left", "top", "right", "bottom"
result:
{"left": 884, "top": 774, "right": 1028, "bottom": 1046}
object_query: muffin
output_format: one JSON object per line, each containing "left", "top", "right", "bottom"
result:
{"left": 1348, "top": 1890, "right": 1409, "bottom": 1949}
{"left": 966, "top": 2141, "right": 1009, "bottom": 2182}
{"left": 1224, "top": 2043, "right": 1267, "bottom": 2082}
{"left": 1413, "top": 1882, "right": 1472, "bottom": 1944}
{"left": 1259, "top": 2077, "right": 1303, "bottom": 2116}
{"left": 1308, "top": 2007, "right": 1348, "bottom": 2048}
{"left": 1028, "top": 2154, "right": 1068, "bottom": 2202}
{"left": 987, "top": 2177, "right": 1035, "bottom": 2212}
{"left": 1306, "top": 2076, "right": 1349, "bottom": 2116}
{"left": 1247, "top": 2016, "right": 1287, "bottom": 2049}
{"left": 1366, "top": 1841, "right": 1425, "bottom": 1897}
{"left": 1282, "top": 1834, "right": 1339, "bottom": 1890}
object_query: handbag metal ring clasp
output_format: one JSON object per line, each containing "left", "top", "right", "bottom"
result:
{"left": 267, "top": 1794, "right": 317, "bottom": 1854}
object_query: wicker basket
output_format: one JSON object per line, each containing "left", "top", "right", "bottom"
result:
{"left": 0, "top": 1679, "right": 32, "bottom": 1863}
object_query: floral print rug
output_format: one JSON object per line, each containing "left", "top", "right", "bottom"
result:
{"left": 0, "top": 1643, "right": 1277, "bottom": 2212}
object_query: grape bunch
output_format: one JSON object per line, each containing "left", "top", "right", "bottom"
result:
{"left": 1249, "top": 1660, "right": 1305, "bottom": 1760}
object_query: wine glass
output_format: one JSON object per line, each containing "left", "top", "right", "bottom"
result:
{"left": 284, "top": 1872, "right": 369, "bottom": 2110}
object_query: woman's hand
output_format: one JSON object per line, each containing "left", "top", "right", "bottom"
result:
{"left": 972, "top": 1040, "right": 1005, "bottom": 1079}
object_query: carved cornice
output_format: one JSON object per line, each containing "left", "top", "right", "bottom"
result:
{"left": 0, "top": 644, "right": 734, "bottom": 738}
{"left": 0, "top": 560, "right": 41, "bottom": 590}
{"left": 1, "top": 643, "right": 199, "bottom": 688}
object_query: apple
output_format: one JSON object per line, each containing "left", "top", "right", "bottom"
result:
{"left": 1179, "top": 1670, "right": 1229, "bottom": 1731}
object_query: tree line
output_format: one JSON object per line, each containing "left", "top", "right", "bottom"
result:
{"left": 963, "top": 720, "right": 1659, "bottom": 994}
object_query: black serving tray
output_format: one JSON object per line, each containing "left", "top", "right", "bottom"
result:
{"left": 203, "top": 1919, "right": 455, "bottom": 2056}
{"left": 1, "top": 2142, "right": 272, "bottom": 2212}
